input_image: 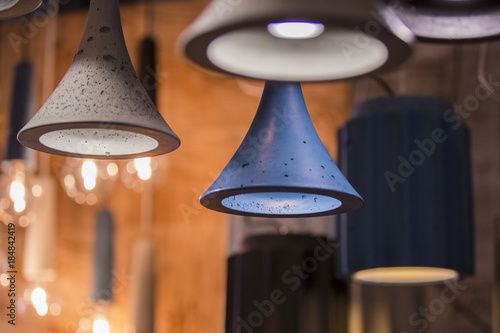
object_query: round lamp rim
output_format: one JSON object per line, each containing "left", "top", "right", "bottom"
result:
{"left": 181, "top": 17, "right": 413, "bottom": 82}
{"left": 17, "top": 122, "right": 180, "bottom": 159}
{"left": 352, "top": 266, "right": 460, "bottom": 286}
{"left": 200, "top": 186, "right": 363, "bottom": 218}
{"left": 0, "top": 0, "right": 41, "bottom": 20}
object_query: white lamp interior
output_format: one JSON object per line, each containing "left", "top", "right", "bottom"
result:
{"left": 267, "top": 22, "right": 325, "bottom": 39}
{"left": 39, "top": 128, "right": 159, "bottom": 157}
{"left": 207, "top": 27, "right": 388, "bottom": 81}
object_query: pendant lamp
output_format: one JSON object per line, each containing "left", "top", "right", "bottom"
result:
{"left": 0, "top": 0, "right": 41, "bottom": 20}
{"left": 226, "top": 215, "right": 348, "bottom": 333}
{"left": 18, "top": 0, "right": 180, "bottom": 159}
{"left": 179, "top": 0, "right": 415, "bottom": 82}
{"left": 0, "top": 62, "right": 37, "bottom": 225}
{"left": 391, "top": 0, "right": 500, "bottom": 42}
{"left": 200, "top": 82, "right": 362, "bottom": 218}
{"left": 92, "top": 209, "right": 114, "bottom": 302}
{"left": 335, "top": 96, "right": 474, "bottom": 285}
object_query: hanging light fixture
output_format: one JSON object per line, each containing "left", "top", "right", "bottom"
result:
{"left": 18, "top": 0, "right": 180, "bottom": 159}
{"left": 179, "top": 0, "right": 415, "bottom": 82}
{"left": 200, "top": 82, "right": 362, "bottom": 217}
{"left": 390, "top": 0, "right": 500, "bottom": 42}
{"left": 0, "top": 62, "right": 39, "bottom": 226}
{"left": 0, "top": 0, "right": 41, "bottom": 20}
{"left": 335, "top": 96, "right": 474, "bottom": 285}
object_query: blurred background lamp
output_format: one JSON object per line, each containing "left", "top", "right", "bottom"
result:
{"left": 0, "top": 0, "right": 41, "bottom": 20}
{"left": 391, "top": 0, "right": 500, "bottom": 42}
{"left": 179, "top": 0, "right": 415, "bottom": 82}
{"left": 335, "top": 96, "right": 474, "bottom": 285}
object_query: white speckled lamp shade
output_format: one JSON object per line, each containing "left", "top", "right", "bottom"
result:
{"left": 0, "top": 0, "right": 41, "bottom": 20}
{"left": 18, "top": 0, "right": 180, "bottom": 159}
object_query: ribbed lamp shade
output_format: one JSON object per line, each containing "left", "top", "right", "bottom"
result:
{"left": 18, "top": 0, "right": 180, "bottom": 159}
{"left": 92, "top": 209, "right": 114, "bottom": 302}
{"left": 179, "top": 0, "right": 414, "bottom": 82}
{"left": 226, "top": 234, "right": 345, "bottom": 333}
{"left": 0, "top": 0, "right": 41, "bottom": 20}
{"left": 392, "top": 0, "right": 500, "bottom": 42}
{"left": 200, "top": 82, "right": 362, "bottom": 218}
{"left": 7, "top": 62, "right": 34, "bottom": 162}
{"left": 130, "top": 237, "right": 155, "bottom": 333}
{"left": 335, "top": 96, "right": 474, "bottom": 285}
{"left": 22, "top": 175, "right": 57, "bottom": 282}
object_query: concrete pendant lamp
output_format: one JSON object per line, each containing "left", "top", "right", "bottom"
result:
{"left": 335, "top": 96, "right": 474, "bottom": 285}
{"left": 200, "top": 82, "right": 363, "bottom": 218}
{"left": 0, "top": 0, "right": 41, "bottom": 20}
{"left": 391, "top": 0, "right": 500, "bottom": 42}
{"left": 179, "top": 0, "right": 415, "bottom": 82}
{"left": 18, "top": 0, "right": 180, "bottom": 159}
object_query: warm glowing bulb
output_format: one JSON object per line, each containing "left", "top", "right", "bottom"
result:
{"left": 93, "top": 318, "right": 111, "bottom": 333}
{"left": 9, "top": 181, "right": 25, "bottom": 201}
{"left": 134, "top": 157, "right": 152, "bottom": 180}
{"left": 267, "top": 22, "right": 325, "bottom": 39}
{"left": 82, "top": 160, "right": 98, "bottom": 191}
{"left": 13, "top": 199, "right": 26, "bottom": 213}
{"left": 106, "top": 163, "right": 118, "bottom": 177}
{"left": 31, "top": 287, "right": 49, "bottom": 316}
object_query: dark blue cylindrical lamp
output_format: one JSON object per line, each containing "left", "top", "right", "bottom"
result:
{"left": 335, "top": 96, "right": 474, "bottom": 285}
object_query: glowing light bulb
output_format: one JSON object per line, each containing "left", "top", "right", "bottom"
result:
{"left": 31, "top": 287, "right": 49, "bottom": 316}
{"left": 82, "top": 160, "right": 98, "bottom": 191}
{"left": 267, "top": 22, "right": 325, "bottom": 39}
{"left": 93, "top": 318, "right": 111, "bottom": 333}
{"left": 134, "top": 157, "right": 152, "bottom": 181}
{"left": 10, "top": 181, "right": 25, "bottom": 201}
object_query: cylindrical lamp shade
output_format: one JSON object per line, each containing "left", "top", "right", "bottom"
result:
{"left": 92, "top": 209, "right": 114, "bottom": 302}
{"left": 226, "top": 234, "right": 347, "bottom": 333}
{"left": 7, "top": 62, "right": 34, "bottom": 162}
{"left": 130, "top": 237, "right": 155, "bottom": 333}
{"left": 335, "top": 96, "right": 474, "bottom": 285}
{"left": 22, "top": 175, "right": 57, "bottom": 282}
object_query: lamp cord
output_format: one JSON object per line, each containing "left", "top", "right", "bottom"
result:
{"left": 477, "top": 42, "right": 500, "bottom": 103}
{"left": 368, "top": 75, "right": 395, "bottom": 97}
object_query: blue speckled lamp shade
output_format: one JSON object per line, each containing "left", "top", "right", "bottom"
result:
{"left": 335, "top": 96, "right": 474, "bottom": 283}
{"left": 200, "top": 82, "right": 363, "bottom": 218}
{"left": 18, "top": 0, "right": 180, "bottom": 159}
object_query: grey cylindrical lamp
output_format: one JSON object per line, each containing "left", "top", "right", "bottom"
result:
{"left": 335, "top": 96, "right": 474, "bottom": 285}
{"left": 92, "top": 209, "right": 114, "bottom": 302}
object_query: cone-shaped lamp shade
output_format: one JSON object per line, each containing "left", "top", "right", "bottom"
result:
{"left": 6, "top": 62, "right": 35, "bottom": 163}
{"left": 92, "top": 209, "right": 114, "bottom": 303}
{"left": 392, "top": 0, "right": 500, "bottom": 42}
{"left": 335, "top": 96, "right": 474, "bottom": 285}
{"left": 200, "top": 82, "right": 363, "bottom": 218}
{"left": 18, "top": 0, "right": 180, "bottom": 159}
{"left": 179, "top": 0, "right": 414, "bottom": 82}
{"left": 22, "top": 175, "right": 57, "bottom": 282}
{"left": 130, "top": 237, "right": 155, "bottom": 333}
{"left": 0, "top": 0, "right": 41, "bottom": 20}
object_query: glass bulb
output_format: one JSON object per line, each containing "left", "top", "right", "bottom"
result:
{"left": 58, "top": 158, "right": 119, "bottom": 206}
{"left": 0, "top": 160, "right": 37, "bottom": 226}
{"left": 93, "top": 317, "right": 111, "bottom": 333}
{"left": 267, "top": 22, "right": 325, "bottom": 39}
{"left": 31, "top": 287, "right": 49, "bottom": 316}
